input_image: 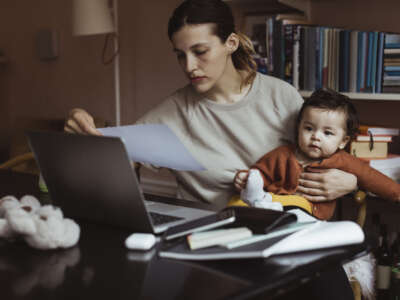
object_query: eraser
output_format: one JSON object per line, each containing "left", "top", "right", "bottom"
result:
{"left": 125, "top": 233, "right": 156, "bottom": 250}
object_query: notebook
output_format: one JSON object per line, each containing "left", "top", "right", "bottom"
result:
{"left": 26, "top": 130, "right": 214, "bottom": 234}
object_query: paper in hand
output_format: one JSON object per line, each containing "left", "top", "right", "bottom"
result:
{"left": 99, "top": 124, "right": 205, "bottom": 171}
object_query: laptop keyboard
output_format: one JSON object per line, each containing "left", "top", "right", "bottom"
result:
{"left": 149, "top": 212, "right": 183, "bottom": 226}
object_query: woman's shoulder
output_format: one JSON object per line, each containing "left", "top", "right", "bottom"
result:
{"left": 255, "top": 73, "right": 303, "bottom": 105}
{"left": 256, "top": 73, "right": 299, "bottom": 93}
{"left": 136, "top": 84, "right": 195, "bottom": 124}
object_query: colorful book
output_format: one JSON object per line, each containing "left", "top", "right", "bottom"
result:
{"left": 376, "top": 32, "right": 385, "bottom": 93}
{"left": 370, "top": 31, "right": 379, "bottom": 92}
{"left": 366, "top": 31, "right": 374, "bottom": 91}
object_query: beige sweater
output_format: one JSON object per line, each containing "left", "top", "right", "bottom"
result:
{"left": 137, "top": 73, "right": 303, "bottom": 208}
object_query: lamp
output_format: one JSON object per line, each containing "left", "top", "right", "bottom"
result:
{"left": 72, "top": 0, "right": 121, "bottom": 126}
{"left": 72, "top": 0, "right": 114, "bottom": 36}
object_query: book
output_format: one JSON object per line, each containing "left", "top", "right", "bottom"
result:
{"left": 356, "top": 135, "right": 392, "bottom": 142}
{"left": 359, "top": 125, "right": 400, "bottom": 136}
{"left": 187, "top": 227, "right": 252, "bottom": 250}
{"left": 339, "top": 30, "right": 350, "bottom": 92}
{"left": 360, "top": 154, "right": 400, "bottom": 183}
{"left": 349, "top": 30, "right": 359, "bottom": 92}
{"left": 158, "top": 221, "right": 364, "bottom": 261}
{"left": 370, "top": 31, "right": 379, "bottom": 92}
{"left": 375, "top": 32, "right": 385, "bottom": 93}
{"left": 350, "top": 141, "right": 388, "bottom": 158}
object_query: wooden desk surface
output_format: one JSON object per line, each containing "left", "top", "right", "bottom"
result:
{"left": 0, "top": 170, "right": 366, "bottom": 300}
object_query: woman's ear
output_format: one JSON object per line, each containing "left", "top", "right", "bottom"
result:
{"left": 339, "top": 136, "right": 351, "bottom": 150}
{"left": 225, "top": 33, "right": 239, "bottom": 53}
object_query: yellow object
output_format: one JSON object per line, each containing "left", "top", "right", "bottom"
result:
{"left": 228, "top": 193, "right": 312, "bottom": 215}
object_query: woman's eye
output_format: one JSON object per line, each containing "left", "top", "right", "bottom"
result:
{"left": 195, "top": 50, "right": 207, "bottom": 56}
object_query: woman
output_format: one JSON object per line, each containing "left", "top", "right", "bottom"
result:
{"left": 65, "top": 0, "right": 357, "bottom": 210}
{"left": 66, "top": 1, "right": 357, "bottom": 298}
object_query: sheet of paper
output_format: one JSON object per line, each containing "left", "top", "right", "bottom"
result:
{"left": 99, "top": 124, "right": 205, "bottom": 171}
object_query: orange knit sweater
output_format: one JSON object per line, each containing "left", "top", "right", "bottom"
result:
{"left": 253, "top": 144, "right": 400, "bottom": 220}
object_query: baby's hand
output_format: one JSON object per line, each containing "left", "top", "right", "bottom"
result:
{"left": 234, "top": 170, "right": 249, "bottom": 191}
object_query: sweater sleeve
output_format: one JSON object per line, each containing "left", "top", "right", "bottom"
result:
{"left": 333, "top": 152, "right": 400, "bottom": 202}
{"left": 252, "top": 145, "right": 300, "bottom": 194}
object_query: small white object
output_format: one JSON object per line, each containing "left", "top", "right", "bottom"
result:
{"left": 125, "top": 233, "right": 156, "bottom": 250}
{"left": 0, "top": 195, "right": 80, "bottom": 250}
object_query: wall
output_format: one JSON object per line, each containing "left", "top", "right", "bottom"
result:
{"left": 0, "top": 0, "right": 186, "bottom": 162}
{"left": 118, "top": 0, "right": 185, "bottom": 124}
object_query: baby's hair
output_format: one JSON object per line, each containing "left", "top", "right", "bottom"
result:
{"left": 295, "top": 88, "right": 359, "bottom": 141}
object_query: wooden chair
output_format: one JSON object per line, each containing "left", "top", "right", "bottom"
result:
{"left": 0, "top": 152, "right": 37, "bottom": 173}
{"left": 349, "top": 190, "right": 368, "bottom": 300}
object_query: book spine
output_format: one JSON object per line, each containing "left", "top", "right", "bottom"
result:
{"left": 349, "top": 30, "right": 359, "bottom": 92}
{"left": 375, "top": 32, "right": 385, "bottom": 93}
{"left": 187, "top": 227, "right": 252, "bottom": 250}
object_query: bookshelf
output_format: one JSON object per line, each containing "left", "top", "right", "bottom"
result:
{"left": 229, "top": 0, "right": 400, "bottom": 101}
{"left": 300, "top": 91, "right": 400, "bottom": 101}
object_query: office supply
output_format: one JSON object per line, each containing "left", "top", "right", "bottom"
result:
{"left": 99, "top": 124, "right": 205, "bottom": 171}
{"left": 227, "top": 206, "right": 298, "bottom": 234}
{"left": 158, "top": 221, "right": 364, "bottom": 261}
{"left": 223, "top": 221, "right": 315, "bottom": 249}
{"left": 164, "top": 208, "right": 236, "bottom": 241}
{"left": 125, "top": 233, "right": 156, "bottom": 250}
{"left": 26, "top": 130, "right": 214, "bottom": 234}
{"left": 187, "top": 227, "right": 252, "bottom": 250}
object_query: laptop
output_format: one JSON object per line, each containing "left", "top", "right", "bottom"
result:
{"left": 26, "top": 130, "right": 214, "bottom": 234}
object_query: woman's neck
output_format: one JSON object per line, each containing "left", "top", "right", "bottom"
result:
{"left": 205, "top": 62, "right": 251, "bottom": 104}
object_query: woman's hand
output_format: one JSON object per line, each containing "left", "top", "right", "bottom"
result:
{"left": 64, "top": 108, "right": 102, "bottom": 135}
{"left": 234, "top": 170, "right": 249, "bottom": 192}
{"left": 296, "top": 168, "right": 357, "bottom": 202}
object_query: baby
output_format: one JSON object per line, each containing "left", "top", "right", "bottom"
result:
{"left": 234, "top": 88, "right": 400, "bottom": 220}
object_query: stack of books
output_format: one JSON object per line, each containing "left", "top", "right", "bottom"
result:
{"left": 382, "top": 34, "right": 400, "bottom": 93}
{"left": 350, "top": 125, "right": 400, "bottom": 183}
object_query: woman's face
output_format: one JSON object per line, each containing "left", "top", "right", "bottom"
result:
{"left": 171, "top": 23, "right": 233, "bottom": 94}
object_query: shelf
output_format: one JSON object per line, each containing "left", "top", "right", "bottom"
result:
{"left": 300, "top": 91, "right": 400, "bottom": 101}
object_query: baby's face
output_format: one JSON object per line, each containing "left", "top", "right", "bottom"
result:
{"left": 298, "top": 107, "right": 350, "bottom": 160}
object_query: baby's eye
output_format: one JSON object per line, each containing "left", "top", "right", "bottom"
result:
{"left": 304, "top": 126, "right": 313, "bottom": 131}
{"left": 324, "top": 131, "right": 334, "bottom": 136}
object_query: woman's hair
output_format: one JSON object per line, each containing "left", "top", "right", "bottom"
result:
{"left": 168, "top": 0, "right": 257, "bottom": 87}
{"left": 295, "top": 88, "right": 359, "bottom": 141}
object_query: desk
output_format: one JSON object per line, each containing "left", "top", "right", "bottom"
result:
{"left": 0, "top": 170, "right": 366, "bottom": 300}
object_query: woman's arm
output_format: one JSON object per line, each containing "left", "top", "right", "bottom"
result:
{"left": 64, "top": 108, "right": 102, "bottom": 135}
{"left": 296, "top": 168, "right": 357, "bottom": 202}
